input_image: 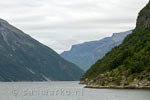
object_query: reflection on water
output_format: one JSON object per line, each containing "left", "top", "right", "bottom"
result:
{"left": 0, "top": 82, "right": 150, "bottom": 100}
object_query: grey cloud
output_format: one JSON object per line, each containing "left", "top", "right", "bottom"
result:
{"left": 0, "top": 0, "right": 149, "bottom": 53}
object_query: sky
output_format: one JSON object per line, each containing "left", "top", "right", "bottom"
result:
{"left": 0, "top": 0, "right": 149, "bottom": 53}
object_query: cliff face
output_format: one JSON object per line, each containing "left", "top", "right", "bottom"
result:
{"left": 80, "top": 1, "right": 150, "bottom": 88}
{"left": 0, "top": 19, "right": 84, "bottom": 81}
{"left": 61, "top": 30, "right": 132, "bottom": 71}
{"left": 136, "top": 2, "right": 150, "bottom": 29}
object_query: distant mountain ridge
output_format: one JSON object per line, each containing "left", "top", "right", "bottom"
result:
{"left": 61, "top": 30, "right": 132, "bottom": 71}
{"left": 0, "top": 18, "right": 83, "bottom": 81}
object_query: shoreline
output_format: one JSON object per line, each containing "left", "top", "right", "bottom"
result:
{"left": 85, "top": 85, "right": 150, "bottom": 89}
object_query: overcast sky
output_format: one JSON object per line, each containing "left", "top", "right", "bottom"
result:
{"left": 0, "top": 0, "right": 149, "bottom": 53}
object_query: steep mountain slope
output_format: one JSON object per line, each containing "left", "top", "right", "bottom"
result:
{"left": 0, "top": 18, "right": 83, "bottom": 81}
{"left": 61, "top": 30, "right": 132, "bottom": 71}
{"left": 80, "top": 1, "right": 150, "bottom": 88}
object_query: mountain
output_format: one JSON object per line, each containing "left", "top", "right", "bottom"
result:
{"left": 61, "top": 30, "right": 132, "bottom": 71}
{"left": 0, "top": 18, "right": 84, "bottom": 81}
{"left": 80, "top": 1, "right": 150, "bottom": 88}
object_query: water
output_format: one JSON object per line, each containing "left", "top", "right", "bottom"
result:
{"left": 0, "top": 81, "right": 150, "bottom": 100}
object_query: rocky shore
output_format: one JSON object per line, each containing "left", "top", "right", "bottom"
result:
{"left": 85, "top": 85, "right": 150, "bottom": 89}
{"left": 80, "top": 71, "right": 150, "bottom": 89}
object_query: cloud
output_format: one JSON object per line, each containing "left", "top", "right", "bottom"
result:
{"left": 0, "top": 0, "right": 149, "bottom": 53}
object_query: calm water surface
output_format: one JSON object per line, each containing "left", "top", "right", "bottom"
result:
{"left": 0, "top": 81, "right": 150, "bottom": 100}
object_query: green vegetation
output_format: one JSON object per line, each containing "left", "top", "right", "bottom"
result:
{"left": 81, "top": 1, "right": 150, "bottom": 86}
